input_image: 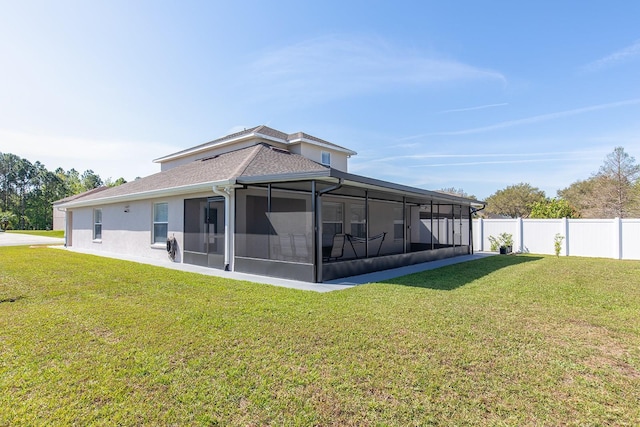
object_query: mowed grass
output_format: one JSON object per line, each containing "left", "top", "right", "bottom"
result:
{"left": 1, "top": 247, "right": 639, "bottom": 426}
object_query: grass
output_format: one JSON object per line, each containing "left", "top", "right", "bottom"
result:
{"left": 5, "top": 230, "right": 64, "bottom": 238}
{"left": 1, "top": 247, "right": 639, "bottom": 426}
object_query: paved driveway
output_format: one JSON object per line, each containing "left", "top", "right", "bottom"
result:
{"left": 0, "top": 232, "right": 65, "bottom": 247}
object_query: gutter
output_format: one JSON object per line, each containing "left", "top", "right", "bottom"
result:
{"left": 211, "top": 180, "right": 241, "bottom": 271}
{"left": 56, "top": 180, "right": 235, "bottom": 209}
{"left": 314, "top": 178, "right": 344, "bottom": 283}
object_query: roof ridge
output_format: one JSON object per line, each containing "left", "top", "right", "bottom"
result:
{"left": 230, "top": 143, "right": 265, "bottom": 178}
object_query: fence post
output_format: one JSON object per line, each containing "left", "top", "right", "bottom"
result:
{"left": 477, "top": 218, "right": 484, "bottom": 251}
{"left": 562, "top": 217, "right": 569, "bottom": 256}
{"left": 613, "top": 217, "right": 622, "bottom": 260}
{"left": 517, "top": 217, "right": 524, "bottom": 253}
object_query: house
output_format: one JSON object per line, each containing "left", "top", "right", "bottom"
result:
{"left": 54, "top": 125, "right": 482, "bottom": 283}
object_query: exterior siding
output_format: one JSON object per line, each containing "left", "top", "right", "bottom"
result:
{"left": 53, "top": 207, "right": 65, "bottom": 230}
{"left": 289, "top": 143, "right": 349, "bottom": 172}
{"left": 67, "top": 194, "right": 211, "bottom": 263}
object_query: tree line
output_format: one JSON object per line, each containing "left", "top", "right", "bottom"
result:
{"left": 2, "top": 146, "right": 638, "bottom": 231}
{"left": 481, "top": 147, "right": 640, "bottom": 219}
{"left": 0, "top": 152, "right": 126, "bottom": 230}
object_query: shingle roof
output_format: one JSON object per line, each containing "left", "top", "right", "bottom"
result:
{"left": 52, "top": 186, "right": 110, "bottom": 205}
{"left": 57, "top": 143, "right": 328, "bottom": 205}
{"left": 240, "top": 144, "right": 327, "bottom": 177}
{"left": 153, "top": 125, "right": 356, "bottom": 163}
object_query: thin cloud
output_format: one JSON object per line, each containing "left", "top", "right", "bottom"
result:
{"left": 408, "top": 158, "right": 586, "bottom": 168}
{"left": 438, "top": 103, "right": 508, "bottom": 114}
{"left": 583, "top": 40, "right": 640, "bottom": 71}
{"left": 362, "top": 149, "right": 604, "bottom": 164}
{"left": 248, "top": 34, "right": 506, "bottom": 103}
{"left": 424, "top": 98, "right": 640, "bottom": 137}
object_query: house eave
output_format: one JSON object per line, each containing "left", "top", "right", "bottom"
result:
{"left": 152, "top": 132, "right": 287, "bottom": 164}
{"left": 236, "top": 170, "right": 332, "bottom": 185}
{"left": 57, "top": 180, "right": 236, "bottom": 209}
{"left": 237, "top": 169, "right": 482, "bottom": 205}
{"left": 328, "top": 169, "right": 484, "bottom": 205}
{"left": 155, "top": 131, "right": 356, "bottom": 164}
{"left": 287, "top": 137, "right": 357, "bottom": 156}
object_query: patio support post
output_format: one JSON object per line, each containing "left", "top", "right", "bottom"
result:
{"left": 403, "top": 197, "right": 407, "bottom": 254}
{"left": 431, "top": 201, "right": 434, "bottom": 251}
{"left": 452, "top": 204, "right": 456, "bottom": 248}
{"left": 311, "top": 180, "right": 317, "bottom": 281}
{"left": 365, "top": 190, "right": 369, "bottom": 258}
{"left": 229, "top": 189, "right": 235, "bottom": 271}
{"left": 267, "top": 184, "right": 272, "bottom": 259}
{"left": 315, "top": 179, "right": 343, "bottom": 282}
{"left": 469, "top": 206, "right": 474, "bottom": 254}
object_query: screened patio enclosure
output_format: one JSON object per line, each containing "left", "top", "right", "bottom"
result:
{"left": 183, "top": 197, "right": 226, "bottom": 269}
{"left": 228, "top": 171, "right": 477, "bottom": 283}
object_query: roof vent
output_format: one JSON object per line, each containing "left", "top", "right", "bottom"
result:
{"left": 269, "top": 146, "right": 290, "bottom": 155}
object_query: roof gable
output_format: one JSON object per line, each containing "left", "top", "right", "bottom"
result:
{"left": 56, "top": 143, "right": 329, "bottom": 207}
{"left": 153, "top": 125, "right": 356, "bottom": 165}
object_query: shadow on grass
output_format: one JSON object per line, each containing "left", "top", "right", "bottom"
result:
{"left": 380, "top": 254, "right": 544, "bottom": 291}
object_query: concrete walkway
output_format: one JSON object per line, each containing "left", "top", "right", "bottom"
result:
{"left": 0, "top": 231, "right": 65, "bottom": 247}
{"left": 61, "top": 245, "right": 495, "bottom": 293}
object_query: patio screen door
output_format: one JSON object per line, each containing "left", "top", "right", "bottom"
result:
{"left": 206, "top": 197, "right": 225, "bottom": 269}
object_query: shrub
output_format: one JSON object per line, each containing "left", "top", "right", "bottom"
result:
{"left": 488, "top": 233, "right": 513, "bottom": 252}
{"left": 554, "top": 233, "right": 564, "bottom": 257}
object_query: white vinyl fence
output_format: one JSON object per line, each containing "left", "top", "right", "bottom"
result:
{"left": 473, "top": 218, "right": 640, "bottom": 260}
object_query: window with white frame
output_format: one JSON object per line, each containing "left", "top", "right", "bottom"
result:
{"left": 93, "top": 208, "right": 102, "bottom": 240}
{"left": 393, "top": 206, "right": 404, "bottom": 240}
{"left": 350, "top": 204, "right": 366, "bottom": 238}
{"left": 322, "top": 202, "right": 343, "bottom": 247}
{"left": 321, "top": 151, "right": 331, "bottom": 166}
{"left": 153, "top": 202, "right": 168, "bottom": 244}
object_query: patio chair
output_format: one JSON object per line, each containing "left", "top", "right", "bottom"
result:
{"left": 323, "top": 233, "right": 345, "bottom": 261}
{"left": 345, "top": 232, "right": 387, "bottom": 258}
{"left": 292, "top": 233, "right": 310, "bottom": 262}
{"left": 279, "top": 234, "right": 294, "bottom": 260}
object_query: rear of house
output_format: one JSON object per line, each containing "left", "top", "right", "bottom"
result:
{"left": 54, "top": 126, "right": 481, "bottom": 283}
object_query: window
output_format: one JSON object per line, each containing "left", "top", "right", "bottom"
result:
{"left": 322, "top": 202, "right": 343, "bottom": 247}
{"left": 93, "top": 208, "right": 102, "bottom": 240}
{"left": 393, "top": 206, "right": 404, "bottom": 240}
{"left": 153, "top": 202, "right": 168, "bottom": 244}
{"left": 321, "top": 151, "right": 331, "bottom": 166}
{"left": 350, "top": 204, "right": 366, "bottom": 238}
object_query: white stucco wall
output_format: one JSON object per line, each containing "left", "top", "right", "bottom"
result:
{"left": 289, "top": 143, "right": 349, "bottom": 172}
{"left": 53, "top": 207, "right": 66, "bottom": 231}
{"left": 67, "top": 192, "right": 212, "bottom": 263}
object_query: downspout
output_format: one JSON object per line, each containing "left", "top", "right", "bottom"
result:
{"left": 317, "top": 178, "right": 344, "bottom": 197}
{"left": 212, "top": 183, "right": 236, "bottom": 271}
{"left": 315, "top": 179, "right": 344, "bottom": 283}
{"left": 470, "top": 203, "right": 486, "bottom": 216}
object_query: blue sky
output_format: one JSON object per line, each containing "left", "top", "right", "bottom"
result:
{"left": 1, "top": 1, "right": 639, "bottom": 200}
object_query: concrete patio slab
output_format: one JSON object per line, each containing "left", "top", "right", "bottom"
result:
{"left": 60, "top": 245, "right": 495, "bottom": 293}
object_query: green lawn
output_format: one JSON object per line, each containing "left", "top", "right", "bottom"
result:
{"left": 1, "top": 247, "right": 639, "bottom": 426}
{"left": 5, "top": 230, "right": 64, "bottom": 238}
